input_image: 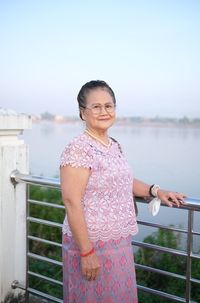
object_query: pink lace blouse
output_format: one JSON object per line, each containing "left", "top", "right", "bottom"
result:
{"left": 60, "top": 133, "right": 138, "bottom": 242}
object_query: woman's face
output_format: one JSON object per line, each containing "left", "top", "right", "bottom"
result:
{"left": 81, "top": 88, "right": 116, "bottom": 132}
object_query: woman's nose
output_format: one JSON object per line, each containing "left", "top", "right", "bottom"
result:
{"left": 100, "top": 105, "right": 108, "bottom": 114}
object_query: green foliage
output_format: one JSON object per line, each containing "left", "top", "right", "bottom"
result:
{"left": 191, "top": 258, "right": 200, "bottom": 300}
{"left": 29, "top": 185, "right": 63, "bottom": 206}
{"left": 28, "top": 186, "right": 200, "bottom": 302}
{"left": 29, "top": 185, "right": 64, "bottom": 251}
{"left": 28, "top": 185, "right": 64, "bottom": 299}
{"left": 135, "top": 228, "right": 200, "bottom": 303}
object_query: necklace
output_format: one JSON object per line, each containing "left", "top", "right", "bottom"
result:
{"left": 85, "top": 129, "right": 111, "bottom": 148}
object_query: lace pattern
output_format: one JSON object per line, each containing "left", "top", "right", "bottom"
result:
{"left": 60, "top": 133, "right": 138, "bottom": 241}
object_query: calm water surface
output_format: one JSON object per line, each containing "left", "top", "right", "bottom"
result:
{"left": 21, "top": 121, "right": 200, "bottom": 250}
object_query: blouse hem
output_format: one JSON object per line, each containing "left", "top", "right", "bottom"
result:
{"left": 62, "top": 228, "right": 138, "bottom": 242}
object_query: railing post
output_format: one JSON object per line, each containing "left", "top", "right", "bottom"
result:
{"left": 185, "top": 209, "right": 193, "bottom": 303}
{"left": 0, "top": 110, "right": 32, "bottom": 301}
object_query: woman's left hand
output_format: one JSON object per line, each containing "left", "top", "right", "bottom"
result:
{"left": 157, "top": 190, "right": 187, "bottom": 208}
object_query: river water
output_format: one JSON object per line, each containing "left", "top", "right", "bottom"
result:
{"left": 21, "top": 121, "right": 200, "bottom": 251}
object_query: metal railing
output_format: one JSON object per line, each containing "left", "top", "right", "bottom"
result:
{"left": 10, "top": 170, "right": 200, "bottom": 303}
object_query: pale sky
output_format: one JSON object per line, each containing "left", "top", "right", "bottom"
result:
{"left": 0, "top": 0, "right": 200, "bottom": 117}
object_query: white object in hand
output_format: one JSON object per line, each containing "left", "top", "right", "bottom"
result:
{"left": 148, "top": 198, "right": 161, "bottom": 216}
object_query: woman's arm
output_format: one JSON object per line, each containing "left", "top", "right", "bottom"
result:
{"left": 132, "top": 178, "right": 151, "bottom": 197}
{"left": 60, "top": 165, "right": 100, "bottom": 280}
{"left": 133, "top": 178, "right": 186, "bottom": 207}
{"left": 60, "top": 165, "right": 92, "bottom": 252}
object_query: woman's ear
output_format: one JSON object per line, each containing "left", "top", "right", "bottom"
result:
{"left": 80, "top": 108, "right": 86, "bottom": 121}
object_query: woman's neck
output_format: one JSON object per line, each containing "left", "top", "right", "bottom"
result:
{"left": 85, "top": 128, "right": 110, "bottom": 147}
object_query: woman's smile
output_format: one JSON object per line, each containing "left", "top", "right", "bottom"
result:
{"left": 81, "top": 88, "right": 116, "bottom": 133}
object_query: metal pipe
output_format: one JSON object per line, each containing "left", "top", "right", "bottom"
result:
{"left": 25, "top": 183, "right": 29, "bottom": 303}
{"left": 192, "top": 231, "right": 200, "bottom": 236}
{"left": 28, "top": 199, "right": 65, "bottom": 209}
{"left": 10, "top": 170, "right": 200, "bottom": 302}
{"left": 135, "top": 263, "right": 186, "bottom": 281}
{"left": 11, "top": 280, "right": 25, "bottom": 290}
{"left": 27, "top": 288, "right": 63, "bottom": 303}
{"left": 28, "top": 235, "right": 62, "bottom": 248}
{"left": 137, "top": 285, "right": 186, "bottom": 303}
{"left": 136, "top": 196, "right": 200, "bottom": 211}
{"left": 191, "top": 252, "right": 200, "bottom": 260}
{"left": 10, "top": 170, "right": 200, "bottom": 210}
{"left": 10, "top": 170, "right": 61, "bottom": 189}
{"left": 132, "top": 240, "right": 187, "bottom": 257}
{"left": 28, "top": 252, "right": 62, "bottom": 266}
{"left": 28, "top": 271, "right": 63, "bottom": 286}
{"left": 27, "top": 216, "right": 63, "bottom": 228}
{"left": 137, "top": 219, "right": 188, "bottom": 234}
{"left": 185, "top": 210, "right": 193, "bottom": 303}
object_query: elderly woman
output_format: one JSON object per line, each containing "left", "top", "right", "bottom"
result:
{"left": 60, "top": 80, "right": 185, "bottom": 303}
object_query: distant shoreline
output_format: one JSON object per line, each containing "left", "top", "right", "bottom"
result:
{"left": 32, "top": 115, "right": 200, "bottom": 128}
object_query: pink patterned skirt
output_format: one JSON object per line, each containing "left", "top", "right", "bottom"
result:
{"left": 62, "top": 234, "right": 138, "bottom": 303}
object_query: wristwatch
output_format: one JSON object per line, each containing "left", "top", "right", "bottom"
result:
{"left": 149, "top": 184, "right": 160, "bottom": 197}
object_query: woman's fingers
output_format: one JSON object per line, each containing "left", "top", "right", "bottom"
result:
{"left": 168, "top": 192, "right": 181, "bottom": 206}
{"left": 161, "top": 196, "right": 173, "bottom": 207}
{"left": 85, "top": 268, "right": 100, "bottom": 281}
{"left": 158, "top": 190, "right": 187, "bottom": 207}
{"left": 85, "top": 270, "right": 95, "bottom": 281}
{"left": 86, "top": 269, "right": 98, "bottom": 281}
{"left": 176, "top": 193, "right": 187, "bottom": 203}
{"left": 81, "top": 253, "right": 100, "bottom": 281}
{"left": 169, "top": 192, "right": 187, "bottom": 206}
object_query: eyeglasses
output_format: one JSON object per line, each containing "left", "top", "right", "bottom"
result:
{"left": 82, "top": 103, "right": 116, "bottom": 115}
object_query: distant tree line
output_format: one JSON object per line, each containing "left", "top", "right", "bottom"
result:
{"left": 38, "top": 112, "right": 200, "bottom": 127}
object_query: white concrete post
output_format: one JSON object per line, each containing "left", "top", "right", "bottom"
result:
{"left": 0, "top": 110, "right": 32, "bottom": 302}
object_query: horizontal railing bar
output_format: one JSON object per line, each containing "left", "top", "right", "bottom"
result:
{"left": 191, "top": 253, "right": 200, "bottom": 260}
{"left": 28, "top": 271, "right": 63, "bottom": 286}
{"left": 10, "top": 170, "right": 200, "bottom": 302}
{"left": 135, "top": 196, "right": 200, "bottom": 211}
{"left": 137, "top": 220, "right": 188, "bottom": 234}
{"left": 135, "top": 263, "right": 186, "bottom": 281}
{"left": 28, "top": 199, "right": 65, "bottom": 209}
{"left": 11, "top": 170, "right": 200, "bottom": 211}
{"left": 28, "top": 235, "right": 62, "bottom": 248}
{"left": 184, "top": 197, "right": 200, "bottom": 210}
{"left": 192, "top": 231, "right": 200, "bottom": 236}
{"left": 136, "top": 262, "right": 200, "bottom": 284}
{"left": 137, "top": 285, "right": 189, "bottom": 303}
{"left": 136, "top": 264, "right": 200, "bottom": 285}
{"left": 191, "top": 277, "right": 200, "bottom": 284}
{"left": 132, "top": 240, "right": 187, "bottom": 257}
{"left": 27, "top": 288, "right": 63, "bottom": 303}
{"left": 11, "top": 170, "right": 61, "bottom": 189}
{"left": 134, "top": 243, "right": 200, "bottom": 261}
{"left": 28, "top": 252, "right": 62, "bottom": 266}
{"left": 27, "top": 216, "right": 63, "bottom": 228}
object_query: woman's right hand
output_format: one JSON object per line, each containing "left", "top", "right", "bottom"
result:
{"left": 81, "top": 252, "right": 100, "bottom": 281}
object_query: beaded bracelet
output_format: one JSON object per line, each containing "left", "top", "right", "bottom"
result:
{"left": 80, "top": 247, "right": 95, "bottom": 257}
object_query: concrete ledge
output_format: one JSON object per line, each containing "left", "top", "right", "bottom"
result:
{"left": 0, "top": 109, "right": 32, "bottom": 131}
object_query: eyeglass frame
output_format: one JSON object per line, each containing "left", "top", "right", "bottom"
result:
{"left": 81, "top": 103, "right": 116, "bottom": 115}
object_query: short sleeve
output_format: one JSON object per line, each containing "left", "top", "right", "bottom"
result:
{"left": 60, "top": 139, "right": 93, "bottom": 169}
